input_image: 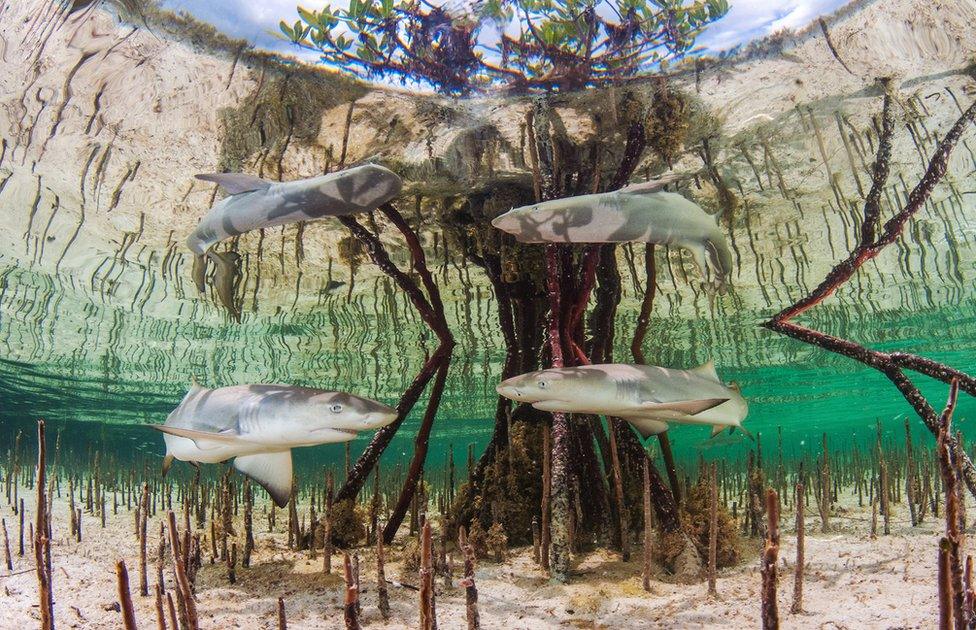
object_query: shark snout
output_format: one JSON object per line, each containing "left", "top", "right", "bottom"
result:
{"left": 490, "top": 210, "right": 522, "bottom": 234}
{"left": 495, "top": 381, "right": 528, "bottom": 402}
{"left": 361, "top": 407, "right": 398, "bottom": 429}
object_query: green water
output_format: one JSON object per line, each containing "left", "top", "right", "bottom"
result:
{"left": 2, "top": 290, "right": 973, "bottom": 476}
{"left": 1, "top": 3, "right": 975, "bottom": 482}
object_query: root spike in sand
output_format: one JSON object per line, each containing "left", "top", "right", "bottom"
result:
{"left": 154, "top": 583, "right": 167, "bottom": 630}
{"left": 458, "top": 525, "right": 480, "bottom": 630}
{"left": 343, "top": 552, "right": 361, "bottom": 630}
{"left": 377, "top": 524, "right": 390, "bottom": 619}
{"left": 2, "top": 518, "right": 11, "bottom": 571}
{"left": 791, "top": 481, "right": 805, "bottom": 615}
{"left": 642, "top": 458, "right": 653, "bottom": 593}
{"left": 707, "top": 462, "right": 718, "bottom": 597}
{"left": 419, "top": 519, "right": 437, "bottom": 630}
{"left": 166, "top": 510, "right": 199, "bottom": 630}
{"left": 761, "top": 488, "right": 780, "bottom": 630}
{"left": 34, "top": 419, "right": 54, "bottom": 630}
{"left": 116, "top": 558, "right": 139, "bottom": 630}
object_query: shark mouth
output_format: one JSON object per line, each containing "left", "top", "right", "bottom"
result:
{"left": 311, "top": 427, "right": 359, "bottom": 437}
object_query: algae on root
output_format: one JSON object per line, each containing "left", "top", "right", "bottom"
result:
{"left": 319, "top": 498, "right": 366, "bottom": 548}
{"left": 653, "top": 474, "right": 741, "bottom": 580}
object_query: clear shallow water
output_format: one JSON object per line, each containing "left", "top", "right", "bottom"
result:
{"left": 1, "top": 0, "right": 975, "bottom": 488}
{"left": 3, "top": 298, "right": 973, "bottom": 474}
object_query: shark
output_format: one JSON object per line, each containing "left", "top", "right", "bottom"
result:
{"left": 490, "top": 183, "right": 733, "bottom": 292}
{"left": 186, "top": 164, "right": 403, "bottom": 307}
{"left": 149, "top": 382, "right": 398, "bottom": 507}
{"left": 495, "top": 362, "right": 748, "bottom": 440}
{"left": 187, "top": 164, "right": 403, "bottom": 257}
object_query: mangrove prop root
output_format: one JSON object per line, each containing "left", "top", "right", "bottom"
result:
{"left": 935, "top": 381, "right": 970, "bottom": 629}
{"left": 334, "top": 205, "right": 454, "bottom": 512}
{"left": 384, "top": 354, "right": 452, "bottom": 544}
{"left": 278, "top": 597, "right": 287, "bottom": 630}
{"left": 763, "top": 88, "right": 976, "bottom": 499}
{"left": 545, "top": 244, "right": 572, "bottom": 581}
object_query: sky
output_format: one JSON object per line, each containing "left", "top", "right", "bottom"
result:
{"left": 160, "top": 0, "right": 851, "bottom": 68}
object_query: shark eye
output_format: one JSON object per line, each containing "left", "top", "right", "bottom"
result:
{"left": 538, "top": 380, "right": 549, "bottom": 390}
{"left": 330, "top": 403, "right": 343, "bottom": 413}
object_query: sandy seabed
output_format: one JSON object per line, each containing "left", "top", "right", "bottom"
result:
{"left": 0, "top": 485, "right": 946, "bottom": 629}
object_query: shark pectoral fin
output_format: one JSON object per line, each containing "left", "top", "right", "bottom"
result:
{"left": 234, "top": 451, "right": 292, "bottom": 508}
{"left": 623, "top": 417, "right": 669, "bottom": 440}
{"left": 687, "top": 242, "right": 709, "bottom": 281}
{"left": 191, "top": 253, "right": 208, "bottom": 293}
{"left": 195, "top": 173, "right": 272, "bottom": 195}
{"left": 639, "top": 398, "right": 729, "bottom": 415}
{"left": 161, "top": 454, "right": 174, "bottom": 476}
{"left": 149, "top": 425, "right": 240, "bottom": 450}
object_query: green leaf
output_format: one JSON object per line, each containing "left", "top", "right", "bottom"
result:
{"left": 297, "top": 6, "right": 317, "bottom": 25}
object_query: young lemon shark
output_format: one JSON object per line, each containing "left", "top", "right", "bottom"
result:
{"left": 495, "top": 362, "right": 748, "bottom": 440}
{"left": 149, "top": 382, "right": 398, "bottom": 507}
{"left": 490, "top": 182, "right": 733, "bottom": 292}
{"left": 187, "top": 163, "right": 403, "bottom": 295}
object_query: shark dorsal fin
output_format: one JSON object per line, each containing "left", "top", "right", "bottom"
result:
{"left": 690, "top": 360, "right": 721, "bottom": 382}
{"left": 196, "top": 173, "right": 271, "bottom": 195}
{"left": 618, "top": 172, "right": 683, "bottom": 195}
{"left": 188, "top": 376, "right": 206, "bottom": 396}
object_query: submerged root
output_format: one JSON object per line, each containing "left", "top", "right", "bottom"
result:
{"left": 653, "top": 474, "right": 741, "bottom": 582}
{"left": 313, "top": 499, "right": 366, "bottom": 549}
{"left": 452, "top": 419, "right": 544, "bottom": 546}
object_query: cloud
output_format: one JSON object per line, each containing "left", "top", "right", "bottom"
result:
{"left": 161, "top": 0, "right": 336, "bottom": 57}
{"left": 696, "top": 0, "right": 850, "bottom": 52}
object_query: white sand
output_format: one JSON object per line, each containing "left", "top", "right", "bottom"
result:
{"left": 0, "top": 484, "right": 950, "bottom": 629}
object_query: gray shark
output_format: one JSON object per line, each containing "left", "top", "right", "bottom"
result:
{"left": 149, "top": 382, "right": 398, "bottom": 506}
{"left": 187, "top": 164, "right": 403, "bottom": 256}
{"left": 495, "top": 362, "right": 748, "bottom": 440}
{"left": 490, "top": 184, "right": 732, "bottom": 292}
